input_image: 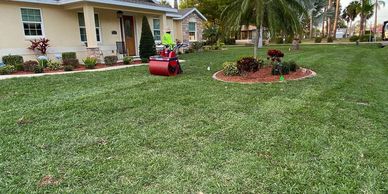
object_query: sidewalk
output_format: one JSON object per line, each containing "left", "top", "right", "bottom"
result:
{"left": 0, "top": 63, "right": 148, "bottom": 80}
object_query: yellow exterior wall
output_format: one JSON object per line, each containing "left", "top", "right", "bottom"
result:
{"left": 0, "top": 1, "right": 168, "bottom": 62}
{"left": 173, "top": 20, "right": 183, "bottom": 42}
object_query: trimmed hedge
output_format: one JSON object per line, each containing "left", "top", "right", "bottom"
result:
{"left": 104, "top": 56, "right": 118, "bottom": 66}
{"left": 2, "top": 55, "right": 24, "bottom": 66}
{"left": 62, "top": 52, "right": 77, "bottom": 60}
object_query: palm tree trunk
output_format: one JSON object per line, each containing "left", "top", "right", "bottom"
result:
{"left": 328, "top": 0, "right": 332, "bottom": 37}
{"left": 333, "top": 0, "right": 340, "bottom": 39}
{"left": 258, "top": 24, "right": 263, "bottom": 48}
{"left": 322, "top": 7, "right": 326, "bottom": 36}
{"left": 374, "top": 0, "right": 378, "bottom": 41}
{"left": 310, "top": 15, "right": 313, "bottom": 38}
{"left": 254, "top": 29, "right": 258, "bottom": 59}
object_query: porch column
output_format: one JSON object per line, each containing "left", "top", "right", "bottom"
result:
{"left": 83, "top": 4, "right": 100, "bottom": 58}
{"left": 160, "top": 13, "right": 167, "bottom": 36}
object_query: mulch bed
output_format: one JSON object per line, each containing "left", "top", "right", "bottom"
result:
{"left": 214, "top": 66, "right": 316, "bottom": 84}
{"left": 11, "top": 61, "right": 143, "bottom": 75}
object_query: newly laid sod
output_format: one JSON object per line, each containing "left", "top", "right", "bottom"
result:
{"left": 0, "top": 45, "right": 387, "bottom": 193}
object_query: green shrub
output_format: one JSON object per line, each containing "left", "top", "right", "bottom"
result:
{"left": 314, "top": 37, "right": 322, "bottom": 43}
{"left": 327, "top": 37, "right": 334, "bottom": 43}
{"left": 123, "top": 56, "right": 134, "bottom": 65}
{"left": 275, "top": 37, "right": 284, "bottom": 44}
{"left": 37, "top": 58, "right": 48, "bottom": 68}
{"left": 23, "top": 60, "right": 38, "bottom": 72}
{"left": 223, "top": 38, "right": 236, "bottom": 45}
{"left": 237, "top": 57, "right": 261, "bottom": 73}
{"left": 349, "top": 35, "right": 359, "bottom": 42}
{"left": 0, "top": 65, "right": 16, "bottom": 75}
{"left": 47, "top": 60, "right": 62, "bottom": 70}
{"left": 83, "top": 57, "right": 97, "bottom": 69}
{"left": 190, "top": 41, "right": 204, "bottom": 51}
{"left": 360, "top": 35, "right": 373, "bottom": 42}
{"left": 64, "top": 65, "right": 74, "bottom": 71}
{"left": 285, "top": 36, "right": 293, "bottom": 44}
{"left": 33, "top": 64, "right": 44, "bottom": 73}
{"left": 63, "top": 59, "right": 79, "bottom": 68}
{"left": 104, "top": 56, "right": 118, "bottom": 66}
{"left": 287, "top": 60, "right": 299, "bottom": 72}
{"left": 223, "top": 62, "right": 239, "bottom": 76}
{"left": 62, "top": 52, "right": 77, "bottom": 60}
{"left": 2, "top": 55, "right": 24, "bottom": 66}
{"left": 141, "top": 58, "right": 149, "bottom": 63}
{"left": 139, "top": 16, "right": 156, "bottom": 60}
{"left": 15, "top": 64, "right": 24, "bottom": 71}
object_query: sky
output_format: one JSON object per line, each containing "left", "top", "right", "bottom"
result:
{"left": 165, "top": 0, "right": 388, "bottom": 24}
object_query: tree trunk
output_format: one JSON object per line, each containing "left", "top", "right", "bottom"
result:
{"left": 333, "top": 0, "right": 340, "bottom": 39}
{"left": 310, "top": 15, "right": 313, "bottom": 38}
{"left": 254, "top": 29, "right": 258, "bottom": 59}
{"left": 328, "top": 0, "right": 332, "bottom": 37}
{"left": 374, "top": 0, "right": 378, "bottom": 41}
{"left": 360, "top": 13, "right": 365, "bottom": 36}
{"left": 258, "top": 24, "right": 263, "bottom": 48}
{"left": 322, "top": 7, "right": 326, "bottom": 37}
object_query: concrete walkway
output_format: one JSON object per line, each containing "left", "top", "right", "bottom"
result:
{"left": 0, "top": 63, "right": 148, "bottom": 80}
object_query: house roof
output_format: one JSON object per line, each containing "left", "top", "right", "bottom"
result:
{"left": 13, "top": 0, "right": 177, "bottom": 12}
{"left": 167, "top": 8, "right": 207, "bottom": 21}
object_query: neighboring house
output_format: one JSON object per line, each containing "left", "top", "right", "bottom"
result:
{"left": 0, "top": 0, "right": 206, "bottom": 62}
{"left": 236, "top": 25, "right": 257, "bottom": 45}
{"left": 166, "top": 8, "right": 207, "bottom": 44}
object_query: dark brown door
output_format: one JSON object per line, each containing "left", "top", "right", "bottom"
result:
{"left": 123, "top": 16, "right": 136, "bottom": 56}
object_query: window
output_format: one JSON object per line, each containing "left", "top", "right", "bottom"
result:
{"left": 153, "top": 19, "right": 161, "bottom": 41}
{"left": 21, "top": 8, "right": 44, "bottom": 37}
{"left": 188, "top": 22, "right": 196, "bottom": 41}
{"left": 241, "top": 31, "right": 248, "bottom": 39}
{"left": 78, "top": 13, "right": 101, "bottom": 42}
{"left": 248, "top": 31, "right": 253, "bottom": 40}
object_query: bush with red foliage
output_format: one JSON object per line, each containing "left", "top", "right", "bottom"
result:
{"left": 237, "top": 57, "right": 262, "bottom": 74}
{"left": 267, "top": 49, "right": 284, "bottom": 62}
{"left": 28, "top": 38, "right": 50, "bottom": 55}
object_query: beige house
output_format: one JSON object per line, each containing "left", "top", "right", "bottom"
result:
{"left": 0, "top": 0, "right": 206, "bottom": 62}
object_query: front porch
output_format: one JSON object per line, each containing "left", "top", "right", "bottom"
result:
{"left": 64, "top": 2, "right": 170, "bottom": 60}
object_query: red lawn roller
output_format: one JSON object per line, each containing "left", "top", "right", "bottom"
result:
{"left": 149, "top": 43, "right": 187, "bottom": 76}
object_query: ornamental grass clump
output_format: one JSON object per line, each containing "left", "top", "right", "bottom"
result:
{"left": 83, "top": 57, "right": 97, "bottom": 69}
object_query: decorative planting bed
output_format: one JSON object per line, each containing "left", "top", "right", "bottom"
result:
{"left": 213, "top": 66, "right": 316, "bottom": 84}
{"left": 214, "top": 49, "right": 316, "bottom": 84}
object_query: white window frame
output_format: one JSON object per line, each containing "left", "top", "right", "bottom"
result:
{"left": 78, "top": 12, "right": 102, "bottom": 44}
{"left": 20, "top": 7, "right": 45, "bottom": 39}
{"left": 188, "top": 22, "right": 197, "bottom": 42}
{"left": 153, "top": 18, "right": 161, "bottom": 42}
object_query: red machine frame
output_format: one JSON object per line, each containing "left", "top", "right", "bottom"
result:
{"left": 149, "top": 43, "right": 186, "bottom": 76}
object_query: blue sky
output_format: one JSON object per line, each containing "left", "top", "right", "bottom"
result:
{"left": 165, "top": 0, "right": 388, "bottom": 24}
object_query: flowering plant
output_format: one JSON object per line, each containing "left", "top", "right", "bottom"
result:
{"left": 267, "top": 49, "right": 284, "bottom": 62}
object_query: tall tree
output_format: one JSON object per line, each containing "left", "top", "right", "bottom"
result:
{"left": 221, "top": 0, "right": 307, "bottom": 58}
{"left": 357, "top": 0, "right": 374, "bottom": 36}
{"left": 139, "top": 16, "right": 156, "bottom": 60}
{"left": 342, "top": 1, "right": 361, "bottom": 36}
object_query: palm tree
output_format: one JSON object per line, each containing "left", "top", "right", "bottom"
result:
{"left": 342, "top": 1, "right": 361, "bottom": 36}
{"left": 373, "top": 0, "right": 385, "bottom": 40}
{"left": 357, "top": 0, "right": 374, "bottom": 36}
{"left": 221, "top": 0, "right": 307, "bottom": 58}
{"left": 305, "top": 0, "right": 326, "bottom": 38}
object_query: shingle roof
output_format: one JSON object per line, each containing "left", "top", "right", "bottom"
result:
{"left": 113, "top": 0, "right": 172, "bottom": 8}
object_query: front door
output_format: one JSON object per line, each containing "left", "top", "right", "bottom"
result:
{"left": 123, "top": 16, "right": 136, "bottom": 56}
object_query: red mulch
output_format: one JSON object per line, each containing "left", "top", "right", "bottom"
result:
{"left": 215, "top": 66, "right": 314, "bottom": 83}
{"left": 11, "top": 61, "right": 143, "bottom": 75}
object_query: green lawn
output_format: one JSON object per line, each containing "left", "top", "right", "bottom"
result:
{"left": 0, "top": 45, "right": 387, "bottom": 193}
